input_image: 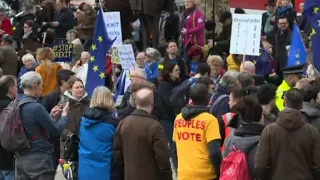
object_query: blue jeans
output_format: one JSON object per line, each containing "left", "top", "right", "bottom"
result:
{"left": 0, "top": 170, "right": 14, "bottom": 180}
{"left": 160, "top": 120, "right": 178, "bottom": 170}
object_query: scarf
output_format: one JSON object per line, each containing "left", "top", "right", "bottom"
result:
{"left": 180, "top": 6, "right": 196, "bottom": 31}
{"left": 23, "top": 31, "right": 32, "bottom": 39}
{"left": 278, "top": 3, "right": 293, "bottom": 15}
{"left": 264, "top": 11, "right": 275, "bottom": 36}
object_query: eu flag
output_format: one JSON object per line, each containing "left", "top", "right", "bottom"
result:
{"left": 85, "top": 7, "right": 115, "bottom": 96}
{"left": 304, "top": 0, "right": 320, "bottom": 70}
{"left": 287, "top": 24, "right": 307, "bottom": 67}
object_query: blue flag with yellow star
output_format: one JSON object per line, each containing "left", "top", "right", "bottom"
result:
{"left": 304, "top": 0, "right": 320, "bottom": 70}
{"left": 287, "top": 24, "right": 307, "bottom": 67}
{"left": 85, "top": 7, "right": 115, "bottom": 96}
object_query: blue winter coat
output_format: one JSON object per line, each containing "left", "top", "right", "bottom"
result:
{"left": 78, "top": 107, "right": 119, "bottom": 180}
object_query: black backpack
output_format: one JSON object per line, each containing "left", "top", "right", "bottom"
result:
{"left": 170, "top": 78, "right": 197, "bottom": 112}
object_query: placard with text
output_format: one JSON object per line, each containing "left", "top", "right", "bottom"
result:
{"left": 52, "top": 42, "right": 73, "bottom": 62}
{"left": 229, "top": 14, "right": 262, "bottom": 56}
{"left": 103, "top": 11, "right": 122, "bottom": 47}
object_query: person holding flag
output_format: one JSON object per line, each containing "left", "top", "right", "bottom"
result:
{"left": 303, "top": 0, "right": 320, "bottom": 73}
{"left": 85, "top": 4, "right": 115, "bottom": 96}
{"left": 275, "top": 24, "right": 306, "bottom": 111}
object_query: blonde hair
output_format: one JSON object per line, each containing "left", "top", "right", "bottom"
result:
{"left": 36, "top": 47, "right": 55, "bottom": 74}
{"left": 277, "top": 0, "right": 291, "bottom": 7}
{"left": 90, "top": 86, "right": 116, "bottom": 111}
{"left": 207, "top": 55, "right": 224, "bottom": 67}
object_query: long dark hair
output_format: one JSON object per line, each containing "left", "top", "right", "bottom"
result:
{"left": 232, "top": 95, "right": 262, "bottom": 123}
{"left": 163, "top": 62, "right": 179, "bottom": 82}
{"left": 43, "top": 0, "right": 56, "bottom": 22}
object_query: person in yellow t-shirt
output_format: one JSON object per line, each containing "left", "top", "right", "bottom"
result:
{"left": 173, "top": 83, "right": 222, "bottom": 180}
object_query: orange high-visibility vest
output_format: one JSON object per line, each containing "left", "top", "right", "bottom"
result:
{"left": 221, "top": 112, "right": 237, "bottom": 152}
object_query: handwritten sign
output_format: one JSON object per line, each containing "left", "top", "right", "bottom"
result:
{"left": 118, "top": 44, "right": 136, "bottom": 70}
{"left": 229, "top": 14, "right": 262, "bottom": 56}
{"left": 52, "top": 42, "right": 73, "bottom": 62}
{"left": 111, "top": 46, "right": 121, "bottom": 64}
{"left": 103, "top": 12, "right": 122, "bottom": 47}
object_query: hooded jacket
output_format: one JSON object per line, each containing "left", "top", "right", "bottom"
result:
{"left": 78, "top": 107, "right": 120, "bottom": 180}
{"left": 174, "top": 105, "right": 222, "bottom": 179}
{"left": 302, "top": 102, "right": 320, "bottom": 132}
{"left": 255, "top": 108, "right": 320, "bottom": 180}
{"left": 63, "top": 91, "right": 90, "bottom": 135}
{"left": 224, "top": 122, "right": 264, "bottom": 179}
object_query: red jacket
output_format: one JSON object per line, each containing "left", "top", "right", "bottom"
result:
{"left": 0, "top": 17, "right": 13, "bottom": 39}
{"left": 105, "top": 55, "right": 113, "bottom": 76}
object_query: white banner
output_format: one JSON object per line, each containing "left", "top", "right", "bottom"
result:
{"left": 103, "top": 11, "right": 123, "bottom": 47}
{"left": 229, "top": 14, "right": 262, "bottom": 56}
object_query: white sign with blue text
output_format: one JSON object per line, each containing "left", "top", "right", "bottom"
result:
{"left": 103, "top": 11, "right": 123, "bottom": 47}
{"left": 229, "top": 14, "right": 262, "bottom": 56}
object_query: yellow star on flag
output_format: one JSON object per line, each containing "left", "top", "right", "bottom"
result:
{"left": 93, "top": 65, "right": 99, "bottom": 72}
{"left": 98, "top": 36, "right": 103, "bottom": 42}
{"left": 295, "top": 53, "right": 300, "bottom": 58}
{"left": 296, "top": 61, "right": 301, "bottom": 65}
{"left": 91, "top": 44, "right": 97, "bottom": 51}
{"left": 311, "top": 28, "right": 316, "bottom": 37}
{"left": 99, "top": 72, "right": 105, "bottom": 79}
{"left": 90, "top": 56, "right": 95, "bottom": 62}
{"left": 314, "top": 6, "right": 320, "bottom": 14}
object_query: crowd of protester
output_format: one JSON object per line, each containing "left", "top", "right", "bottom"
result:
{"left": 0, "top": 0, "right": 319, "bottom": 180}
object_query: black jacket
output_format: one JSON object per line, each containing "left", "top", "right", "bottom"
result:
{"left": 302, "top": 102, "right": 320, "bottom": 132}
{"left": 274, "top": 29, "right": 292, "bottom": 72}
{"left": 0, "top": 93, "right": 14, "bottom": 170}
{"left": 14, "top": 12, "right": 36, "bottom": 40}
{"left": 157, "top": 79, "right": 181, "bottom": 121}
{"left": 164, "top": 12, "right": 180, "bottom": 43}
{"left": 40, "top": 89, "right": 61, "bottom": 113}
{"left": 117, "top": 88, "right": 163, "bottom": 120}
{"left": 214, "top": 23, "right": 232, "bottom": 55}
{"left": 54, "top": 8, "right": 75, "bottom": 39}
{"left": 159, "top": 55, "right": 188, "bottom": 82}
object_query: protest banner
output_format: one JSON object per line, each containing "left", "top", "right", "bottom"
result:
{"left": 110, "top": 44, "right": 136, "bottom": 69}
{"left": 229, "top": 14, "right": 262, "bottom": 56}
{"left": 103, "top": 12, "right": 122, "bottom": 47}
{"left": 118, "top": 44, "right": 137, "bottom": 70}
{"left": 111, "top": 46, "right": 121, "bottom": 64}
{"left": 52, "top": 41, "right": 73, "bottom": 62}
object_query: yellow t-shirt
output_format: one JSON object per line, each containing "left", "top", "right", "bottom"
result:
{"left": 173, "top": 112, "right": 221, "bottom": 180}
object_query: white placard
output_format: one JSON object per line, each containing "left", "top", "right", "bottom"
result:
{"left": 103, "top": 12, "right": 123, "bottom": 47}
{"left": 229, "top": 14, "right": 262, "bottom": 56}
{"left": 118, "top": 44, "right": 137, "bottom": 70}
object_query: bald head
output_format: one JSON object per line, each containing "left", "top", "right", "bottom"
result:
{"left": 241, "top": 61, "right": 255, "bottom": 75}
{"left": 135, "top": 88, "right": 154, "bottom": 109}
{"left": 130, "top": 68, "right": 147, "bottom": 83}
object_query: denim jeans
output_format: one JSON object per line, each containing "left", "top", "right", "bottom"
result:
{"left": 160, "top": 120, "right": 178, "bottom": 170}
{"left": 0, "top": 170, "right": 14, "bottom": 180}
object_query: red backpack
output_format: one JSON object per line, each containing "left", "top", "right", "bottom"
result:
{"left": 220, "top": 145, "right": 251, "bottom": 180}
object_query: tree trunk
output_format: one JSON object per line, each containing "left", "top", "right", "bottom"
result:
{"left": 197, "top": 0, "right": 229, "bottom": 33}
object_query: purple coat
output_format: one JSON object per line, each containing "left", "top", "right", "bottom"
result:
{"left": 183, "top": 8, "right": 205, "bottom": 46}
